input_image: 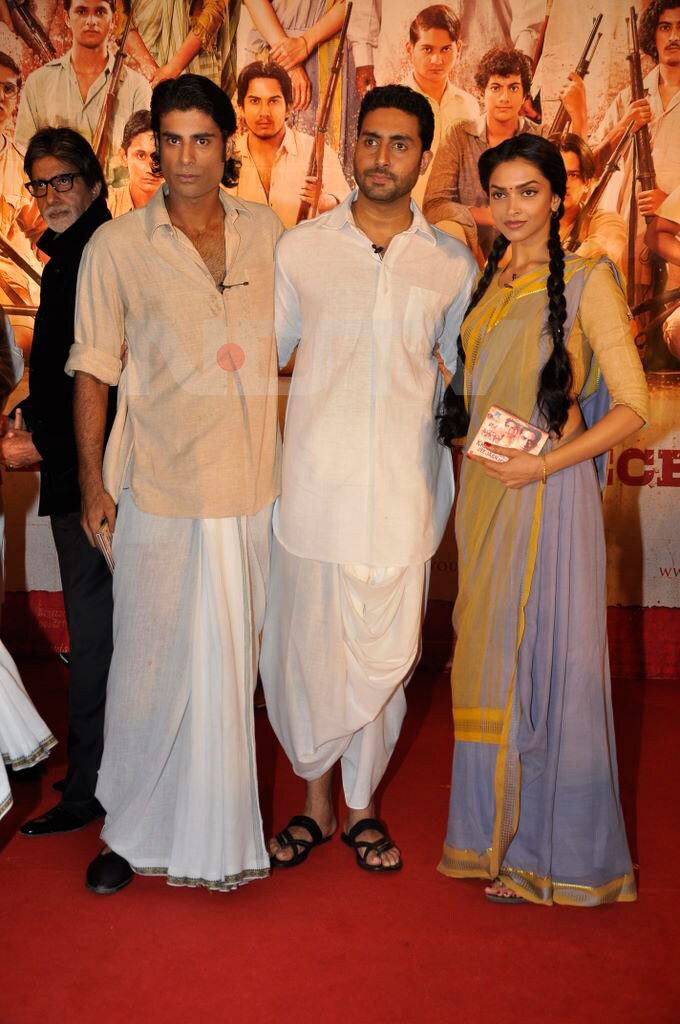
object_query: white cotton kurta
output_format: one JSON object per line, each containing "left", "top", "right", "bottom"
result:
{"left": 261, "top": 194, "right": 476, "bottom": 807}
{"left": 0, "top": 642, "right": 56, "bottom": 821}
{"left": 96, "top": 491, "right": 272, "bottom": 890}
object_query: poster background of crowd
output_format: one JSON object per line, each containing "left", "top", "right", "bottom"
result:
{"left": 0, "top": 0, "right": 678, "bottom": 622}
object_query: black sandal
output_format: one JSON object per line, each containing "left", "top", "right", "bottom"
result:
{"left": 269, "top": 814, "right": 332, "bottom": 869}
{"left": 341, "top": 817, "right": 402, "bottom": 873}
{"left": 485, "top": 877, "right": 526, "bottom": 904}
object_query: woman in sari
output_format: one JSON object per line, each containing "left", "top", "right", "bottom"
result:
{"left": 437, "top": 134, "right": 648, "bottom": 907}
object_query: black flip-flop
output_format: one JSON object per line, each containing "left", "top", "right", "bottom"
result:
{"left": 341, "top": 817, "right": 402, "bottom": 873}
{"left": 485, "top": 877, "right": 526, "bottom": 904}
{"left": 269, "top": 814, "right": 332, "bottom": 869}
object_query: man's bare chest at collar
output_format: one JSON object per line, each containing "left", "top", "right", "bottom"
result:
{"left": 182, "top": 223, "right": 226, "bottom": 286}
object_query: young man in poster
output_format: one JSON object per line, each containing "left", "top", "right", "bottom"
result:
{"left": 15, "top": 0, "right": 151, "bottom": 183}
{"left": 261, "top": 84, "right": 476, "bottom": 873}
{"left": 107, "top": 108, "right": 162, "bottom": 216}
{"left": 227, "top": 60, "right": 349, "bottom": 228}
{"left": 67, "top": 74, "right": 282, "bottom": 895}
{"left": 399, "top": 5, "right": 479, "bottom": 207}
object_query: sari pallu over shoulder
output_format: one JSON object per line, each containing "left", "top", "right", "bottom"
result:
{"left": 439, "top": 256, "right": 637, "bottom": 906}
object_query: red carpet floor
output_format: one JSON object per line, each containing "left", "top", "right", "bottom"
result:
{"left": 1, "top": 651, "right": 679, "bottom": 1024}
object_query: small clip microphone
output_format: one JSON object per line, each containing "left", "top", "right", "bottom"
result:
{"left": 218, "top": 280, "right": 249, "bottom": 293}
{"left": 372, "top": 243, "right": 385, "bottom": 258}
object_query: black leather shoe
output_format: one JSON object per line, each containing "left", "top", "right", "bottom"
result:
{"left": 19, "top": 804, "right": 94, "bottom": 836}
{"left": 86, "top": 849, "right": 133, "bottom": 895}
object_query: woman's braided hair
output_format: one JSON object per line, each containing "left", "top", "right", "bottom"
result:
{"left": 438, "top": 134, "right": 572, "bottom": 446}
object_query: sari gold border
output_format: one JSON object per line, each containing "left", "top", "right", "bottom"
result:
{"left": 438, "top": 846, "right": 637, "bottom": 906}
{"left": 500, "top": 865, "right": 638, "bottom": 907}
{"left": 437, "top": 844, "right": 491, "bottom": 879}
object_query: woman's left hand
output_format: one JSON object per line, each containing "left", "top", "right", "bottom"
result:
{"left": 469, "top": 445, "right": 543, "bottom": 489}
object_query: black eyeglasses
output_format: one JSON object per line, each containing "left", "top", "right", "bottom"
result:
{"left": 25, "top": 172, "right": 83, "bottom": 198}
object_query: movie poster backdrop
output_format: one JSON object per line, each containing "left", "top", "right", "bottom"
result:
{"left": 0, "top": 0, "right": 678, "bottom": 620}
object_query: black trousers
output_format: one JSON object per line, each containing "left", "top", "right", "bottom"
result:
{"left": 50, "top": 512, "right": 113, "bottom": 820}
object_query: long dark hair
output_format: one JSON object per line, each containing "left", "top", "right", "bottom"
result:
{"left": 438, "top": 133, "right": 572, "bottom": 445}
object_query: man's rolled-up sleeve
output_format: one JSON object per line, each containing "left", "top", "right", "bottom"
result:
{"left": 65, "top": 234, "right": 124, "bottom": 385}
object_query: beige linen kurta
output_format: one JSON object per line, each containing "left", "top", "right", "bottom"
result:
{"left": 66, "top": 186, "right": 282, "bottom": 518}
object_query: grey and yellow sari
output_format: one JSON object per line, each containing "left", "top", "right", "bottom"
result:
{"left": 439, "top": 255, "right": 648, "bottom": 906}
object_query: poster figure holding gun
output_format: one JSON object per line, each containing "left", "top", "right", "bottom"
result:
{"left": 559, "top": 131, "right": 627, "bottom": 269}
{"left": 13, "top": 1, "right": 151, "bottom": 184}
{"left": 593, "top": 1, "right": 680, "bottom": 368}
{"left": 227, "top": 60, "right": 350, "bottom": 230}
{"left": 548, "top": 12, "right": 602, "bottom": 141}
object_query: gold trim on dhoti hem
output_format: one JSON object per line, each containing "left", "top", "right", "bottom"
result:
{"left": 453, "top": 708, "right": 504, "bottom": 744}
{"left": 437, "top": 844, "right": 492, "bottom": 879}
{"left": 1, "top": 734, "right": 57, "bottom": 770}
{"left": 499, "top": 865, "right": 638, "bottom": 907}
{"left": 131, "top": 865, "right": 270, "bottom": 891}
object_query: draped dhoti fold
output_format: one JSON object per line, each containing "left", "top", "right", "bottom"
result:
{"left": 0, "top": 641, "right": 56, "bottom": 820}
{"left": 260, "top": 532, "right": 429, "bottom": 809}
{"left": 97, "top": 490, "right": 272, "bottom": 891}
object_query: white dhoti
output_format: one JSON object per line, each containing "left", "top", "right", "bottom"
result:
{"left": 97, "top": 490, "right": 272, "bottom": 891}
{"left": 0, "top": 641, "right": 56, "bottom": 821}
{"left": 260, "top": 533, "right": 429, "bottom": 809}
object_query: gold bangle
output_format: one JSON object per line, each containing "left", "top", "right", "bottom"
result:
{"left": 541, "top": 455, "right": 547, "bottom": 486}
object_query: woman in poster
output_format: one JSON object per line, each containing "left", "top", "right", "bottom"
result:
{"left": 437, "top": 134, "right": 647, "bottom": 906}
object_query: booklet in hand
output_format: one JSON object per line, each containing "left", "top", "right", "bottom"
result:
{"left": 95, "top": 521, "right": 115, "bottom": 574}
{"left": 468, "top": 405, "right": 549, "bottom": 464}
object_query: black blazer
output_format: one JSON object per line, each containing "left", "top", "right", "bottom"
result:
{"left": 21, "top": 195, "right": 116, "bottom": 516}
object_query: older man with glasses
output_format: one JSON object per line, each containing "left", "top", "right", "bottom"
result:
{"left": 1, "top": 126, "right": 115, "bottom": 838}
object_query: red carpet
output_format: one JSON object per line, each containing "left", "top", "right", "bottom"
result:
{"left": 2, "top": 648, "right": 679, "bottom": 1024}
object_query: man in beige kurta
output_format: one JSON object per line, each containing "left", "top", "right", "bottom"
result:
{"left": 66, "top": 75, "right": 282, "bottom": 895}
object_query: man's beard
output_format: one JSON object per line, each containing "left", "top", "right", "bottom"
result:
{"left": 355, "top": 168, "right": 419, "bottom": 203}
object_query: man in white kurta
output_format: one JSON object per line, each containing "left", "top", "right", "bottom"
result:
{"left": 261, "top": 85, "right": 476, "bottom": 872}
{"left": 66, "top": 76, "right": 282, "bottom": 895}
